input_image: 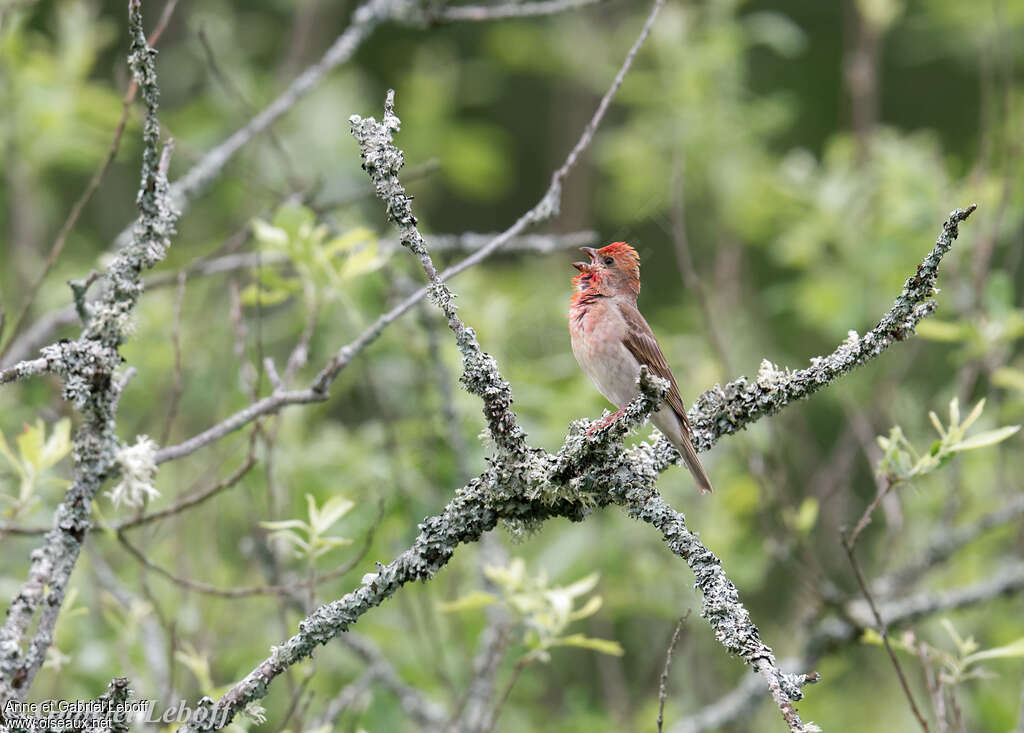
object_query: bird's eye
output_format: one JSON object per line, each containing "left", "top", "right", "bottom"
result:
{"left": 603, "top": 257, "right": 614, "bottom": 266}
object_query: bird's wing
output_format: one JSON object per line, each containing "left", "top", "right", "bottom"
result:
{"left": 617, "top": 301, "right": 694, "bottom": 436}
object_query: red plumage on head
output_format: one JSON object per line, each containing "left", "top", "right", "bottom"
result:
{"left": 569, "top": 241, "right": 641, "bottom": 310}
{"left": 597, "top": 241, "right": 640, "bottom": 293}
{"left": 597, "top": 241, "right": 640, "bottom": 265}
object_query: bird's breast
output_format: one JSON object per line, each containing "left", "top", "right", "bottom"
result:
{"left": 569, "top": 300, "right": 641, "bottom": 409}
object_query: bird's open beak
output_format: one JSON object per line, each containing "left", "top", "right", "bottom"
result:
{"left": 573, "top": 247, "right": 599, "bottom": 272}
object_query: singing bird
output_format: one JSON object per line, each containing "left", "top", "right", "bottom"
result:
{"left": 569, "top": 242, "right": 713, "bottom": 493}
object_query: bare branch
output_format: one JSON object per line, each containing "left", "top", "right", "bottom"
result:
{"left": 438, "top": 0, "right": 606, "bottom": 23}
{"left": 842, "top": 530, "right": 931, "bottom": 732}
{"left": 155, "top": 0, "right": 659, "bottom": 461}
{"left": 154, "top": 389, "right": 325, "bottom": 464}
{"left": 338, "top": 634, "right": 448, "bottom": 727}
{"left": 855, "top": 560, "right": 1024, "bottom": 628}
{"left": 874, "top": 493, "right": 1024, "bottom": 596}
{"left": 658, "top": 614, "right": 688, "bottom": 733}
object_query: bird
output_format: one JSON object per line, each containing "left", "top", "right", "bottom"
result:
{"left": 568, "top": 242, "right": 713, "bottom": 493}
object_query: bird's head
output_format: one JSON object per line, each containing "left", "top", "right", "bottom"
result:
{"left": 572, "top": 242, "right": 640, "bottom": 299}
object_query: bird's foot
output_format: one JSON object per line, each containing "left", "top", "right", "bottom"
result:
{"left": 586, "top": 407, "right": 627, "bottom": 436}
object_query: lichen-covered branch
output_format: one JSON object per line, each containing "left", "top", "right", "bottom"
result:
{"left": 350, "top": 89, "right": 527, "bottom": 454}
{"left": 0, "top": 0, "right": 178, "bottom": 706}
{"left": 0, "top": 356, "right": 52, "bottom": 385}
{"left": 672, "top": 204, "right": 976, "bottom": 460}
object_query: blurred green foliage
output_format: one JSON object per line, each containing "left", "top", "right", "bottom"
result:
{"left": 1, "top": 0, "right": 1024, "bottom": 731}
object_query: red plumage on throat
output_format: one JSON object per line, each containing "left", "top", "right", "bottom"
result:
{"left": 569, "top": 241, "right": 640, "bottom": 310}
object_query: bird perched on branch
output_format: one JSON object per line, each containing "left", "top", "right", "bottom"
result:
{"left": 569, "top": 242, "right": 712, "bottom": 493}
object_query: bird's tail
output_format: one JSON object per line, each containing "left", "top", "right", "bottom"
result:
{"left": 676, "top": 434, "right": 713, "bottom": 494}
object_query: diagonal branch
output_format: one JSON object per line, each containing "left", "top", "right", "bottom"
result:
{"left": 350, "top": 89, "right": 527, "bottom": 453}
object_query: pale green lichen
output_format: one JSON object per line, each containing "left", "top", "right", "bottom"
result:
{"left": 106, "top": 436, "right": 160, "bottom": 509}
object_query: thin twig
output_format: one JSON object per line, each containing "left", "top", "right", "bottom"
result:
{"left": 116, "top": 504, "right": 381, "bottom": 599}
{"left": 438, "top": 0, "right": 606, "bottom": 22}
{"left": 916, "top": 640, "right": 949, "bottom": 733}
{"left": 112, "top": 453, "right": 257, "bottom": 531}
{"left": 874, "top": 493, "right": 1024, "bottom": 596}
{"left": 846, "top": 474, "right": 896, "bottom": 548}
{"left": 196, "top": 25, "right": 303, "bottom": 188}
{"left": 481, "top": 656, "right": 533, "bottom": 733}
{"left": 160, "top": 271, "right": 188, "bottom": 445}
{"left": 658, "top": 613, "right": 689, "bottom": 732}
{"left": 309, "top": 0, "right": 666, "bottom": 394}
{"left": 668, "top": 156, "right": 731, "bottom": 376}
{"left": 156, "top": 0, "right": 660, "bottom": 461}
{"left": 841, "top": 530, "right": 931, "bottom": 732}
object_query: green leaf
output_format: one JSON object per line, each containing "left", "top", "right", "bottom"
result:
{"left": 271, "top": 203, "right": 316, "bottom": 239}
{"left": 915, "top": 319, "right": 965, "bottom": 342}
{"left": 251, "top": 219, "right": 289, "bottom": 251}
{"left": 39, "top": 418, "right": 71, "bottom": 470}
{"left": 259, "top": 520, "right": 309, "bottom": 532}
{"left": 860, "top": 628, "right": 883, "bottom": 646}
{"left": 560, "top": 572, "right": 600, "bottom": 599}
{"left": 962, "top": 638, "right": 1024, "bottom": 667}
{"left": 949, "top": 425, "right": 1020, "bottom": 452}
{"left": 308, "top": 494, "right": 355, "bottom": 535}
{"left": 340, "top": 241, "right": 383, "bottom": 280}
{"left": 568, "top": 595, "right": 603, "bottom": 622}
{"left": 948, "top": 398, "right": 960, "bottom": 430}
{"left": 323, "top": 227, "right": 376, "bottom": 257}
{"left": 793, "top": 497, "right": 819, "bottom": 533}
{"left": 438, "top": 590, "right": 499, "bottom": 613}
{"left": 551, "top": 634, "right": 624, "bottom": 656}
{"left": 992, "top": 367, "right": 1024, "bottom": 393}
{"left": 0, "top": 430, "right": 25, "bottom": 478}
{"left": 16, "top": 420, "right": 44, "bottom": 471}
{"left": 960, "top": 399, "right": 986, "bottom": 433}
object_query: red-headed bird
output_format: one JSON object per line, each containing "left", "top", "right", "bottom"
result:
{"left": 569, "top": 242, "right": 712, "bottom": 493}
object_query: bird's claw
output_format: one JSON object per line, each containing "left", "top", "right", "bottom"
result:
{"left": 586, "top": 407, "right": 627, "bottom": 436}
